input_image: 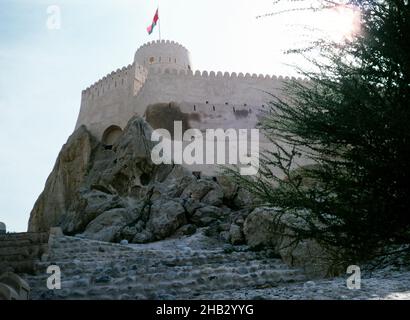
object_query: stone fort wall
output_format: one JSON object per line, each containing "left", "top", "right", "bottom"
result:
{"left": 76, "top": 68, "right": 307, "bottom": 140}
{"left": 75, "top": 40, "right": 307, "bottom": 145}
{"left": 75, "top": 63, "right": 136, "bottom": 135}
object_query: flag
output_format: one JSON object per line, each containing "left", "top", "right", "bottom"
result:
{"left": 147, "top": 9, "right": 159, "bottom": 35}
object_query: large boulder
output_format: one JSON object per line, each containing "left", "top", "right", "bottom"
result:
{"left": 243, "top": 207, "right": 282, "bottom": 249}
{"left": 146, "top": 199, "right": 187, "bottom": 240}
{"left": 229, "top": 224, "right": 245, "bottom": 245}
{"left": 82, "top": 208, "right": 136, "bottom": 242}
{"left": 201, "top": 185, "right": 224, "bottom": 207}
{"left": 182, "top": 179, "right": 219, "bottom": 201}
{"left": 60, "top": 191, "right": 128, "bottom": 234}
{"left": 190, "top": 206, "right": 226, "bottom": 227}
{"left": 233, "top": 188, "right": 255, "bottom": 208}
{"left": 0, "top": 272, "right": 30, "bottom": 300}
{"left": 28, "top": 126, "right": 98, "bottom": 232}
{"left": 216, "top": 176, "right": 239, "bottom": 201}
{"left": 244, "top": 207, "right": 337, "bottom": 277}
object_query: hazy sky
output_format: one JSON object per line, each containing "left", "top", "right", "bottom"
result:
{"left": 0, "top": 0, "right": 356, "bottom": 232}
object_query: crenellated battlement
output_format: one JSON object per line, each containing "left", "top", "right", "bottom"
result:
{"left": 136, "top": 39, "right": 189, "bottom": 54}
{"left": 82, "top": 63, "right": 135, "bottom": 97}
{"left": 148, "top": 66, "right": 307, "bottom": 82}
{"left": 134, "top": 40, "right": 192, "bottom": 72}
{"left": 80, "top": 38, "right": 309, "bottom": 101}
{"left": 81, "top": 63, "right": 307, "bottom": 102}
{"left": 76, "top": 40, "right": 306, "bottom": 141}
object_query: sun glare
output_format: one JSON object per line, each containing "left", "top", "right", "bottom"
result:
{"left": 319, "top": 5, "right": 361, "bottom": 41}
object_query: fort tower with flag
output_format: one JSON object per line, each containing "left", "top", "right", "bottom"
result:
{"left": 76, "top": 40, "right": 307, "bottom": 172}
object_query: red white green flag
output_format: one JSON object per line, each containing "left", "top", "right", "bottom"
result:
{"left": 147, "top": 9, "right": 159, "bottom": 35}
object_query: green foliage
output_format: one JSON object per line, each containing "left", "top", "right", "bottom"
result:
{"left": 230, "top": 0, "right": 410, "bottom": 263}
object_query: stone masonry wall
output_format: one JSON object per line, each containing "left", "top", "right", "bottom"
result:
{"left": 0, "top": 232, "right": 49, "bottom": 274}
{"left": 75, "top": 64, "right": 307, "bottom": 140}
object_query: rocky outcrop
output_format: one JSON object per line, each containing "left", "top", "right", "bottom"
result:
{"left": 146, "top": 198, "right": 187, "bottom": 240}
{"left": 28, "top": 126, "right": 98, "bottom": 232}
{"left": 82, "top": 208, "right": 136, "bottom": 242}
{"left": 243, "top": 207, "right": 338, "bottom": 277}
{"left": 0, "top": 272, "right": 31, "bottom": 300}
{"left": 27, "top": 115, "right": 339, "bottom": 278}
{"left": 28, "top": 116, "right": 254, "bottom": 245}
{"left": 243, "top": 207, "right": 282, "bottom": 249}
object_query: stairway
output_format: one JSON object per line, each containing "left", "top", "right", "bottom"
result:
{"left": 24, "top": 233, "right": 307, "bottom": 300}
{"left": 0, "top": 232, "right": 49, "bottom": 275}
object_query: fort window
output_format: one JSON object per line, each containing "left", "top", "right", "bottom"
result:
{"left": 212, "top": 106, "right": 215, "bottom": 111}
{"left": 102, "top": 125, "right": 123, "bottom": 147}
{"left": 194, "top": 105, "right": 196, "bottom": 111}
{"left": 225, "top": 102, "right": 229, "bottom": 105}
{"left": 188, "top": 65, "right": 191, "bottom": 70}
{"left": 244, "top": 103, "right": 247, "bottom": 107}
{"left": 206, "top": 101, "right": 209, "bottom": 104}
{"left": 149, "top": 57, "right": 155, "bottom": 64}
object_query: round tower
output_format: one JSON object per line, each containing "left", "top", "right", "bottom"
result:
{"left": 134, "top": 40, "right": 193, "bottom": 72}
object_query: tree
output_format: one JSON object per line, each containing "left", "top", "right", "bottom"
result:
{"left": 230, "top": 0, "right": 410, "bottom": 264}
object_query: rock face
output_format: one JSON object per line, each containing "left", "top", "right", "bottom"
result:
{"left": 28, "top": 126, "right": 98, "bottom": 232}
{"left": 243, "top": 207, "right": 338, "bottom": 277}
{"left": 243, "top": 207, "right": 282, "bottom": 249}
{"left": 28, "top": 116, "right": 338, "bottom": 278}
{"left": 28, "top": 117, "right": 251, "bottom": 244}
{"left": 146, "top": 199, "right": 187, "bottom": 240}
{"left": 82, "top": 208, "right": 136, "bottom": 242}
{"left": 0, "top": 272, "right": 31, "bottom": 300}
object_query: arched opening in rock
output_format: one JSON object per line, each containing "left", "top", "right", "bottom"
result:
{"left": 102, "top": 125, "right": 123, "bottom": 147}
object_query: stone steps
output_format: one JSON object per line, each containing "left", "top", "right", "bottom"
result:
{"left": 24, "top": 235, "right": 307, "bottom": 300}
{"left": 0, "top": 232, "right": 49, "bottom": 274}
{"left": 45, "top": 253, "right": 279, "bottom": 267}
{"left": 29, "top": 264, "right": 298, "bottom": 285}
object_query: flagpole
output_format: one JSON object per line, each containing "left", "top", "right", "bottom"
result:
{"left": 158, "top": 2, "right": 161, "bottom": 41}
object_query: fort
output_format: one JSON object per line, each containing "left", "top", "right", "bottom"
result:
{"left": 76, "top": 39, "right": 307, "bottom": 150}
{"left": 150, "top": 122, "right": 260, "bottom": 175}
